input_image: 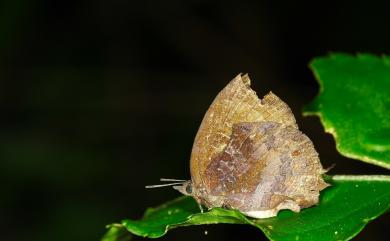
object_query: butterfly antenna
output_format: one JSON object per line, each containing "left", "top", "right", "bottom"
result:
{"left": 145, "top": 182, "right": 184, "bottom": 189}
{"left": 160, "top": 178, "right": 186, "bottom": 182}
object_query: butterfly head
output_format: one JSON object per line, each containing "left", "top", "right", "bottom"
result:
{"left": 173, "top": 180, "right": 194, "bottom": 196}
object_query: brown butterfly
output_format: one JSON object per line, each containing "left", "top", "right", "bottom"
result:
{"left": 147, "top": 74, "right": 329, "bottom": 218}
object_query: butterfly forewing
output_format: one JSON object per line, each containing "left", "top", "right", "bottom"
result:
{"left": 190, "top": 74, "right": 297, "bottom": 191}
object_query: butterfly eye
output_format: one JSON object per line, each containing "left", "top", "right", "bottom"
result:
{"left": 185, "top": 183, "right": 193, "bottom": 194}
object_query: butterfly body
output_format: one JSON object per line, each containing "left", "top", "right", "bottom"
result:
{"left": 175, "top": 74, "right": 328, "bottom": 218}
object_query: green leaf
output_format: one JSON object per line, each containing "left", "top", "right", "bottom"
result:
{"left": 101, "top": 224, "right": 132, "bottom": 241}
{"left": 304, "top": 53, "right": 390, "bottom": 169}
{"left": 103, "top": 175, "right": 390, "bottom": 241}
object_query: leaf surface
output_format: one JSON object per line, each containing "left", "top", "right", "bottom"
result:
{"left": 304, "top": 53, "right": 390, "bottom": 169}
{"left": 103, "top": 175, "right": 390, "bottom": 241}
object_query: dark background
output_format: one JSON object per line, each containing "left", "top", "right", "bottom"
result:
{"left": 1, "top": 0, "right": 389, "bottom": 241}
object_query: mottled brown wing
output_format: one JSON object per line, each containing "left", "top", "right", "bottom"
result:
{"left": 190, "top": 74, "right": 297, "bottom": 191}
{"left": 203, "top": 121, "right": 328, "bottom": 214}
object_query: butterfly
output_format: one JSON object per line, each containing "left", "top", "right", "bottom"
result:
{"left": 147, "top": 74, "right": 329, "bottom": 218}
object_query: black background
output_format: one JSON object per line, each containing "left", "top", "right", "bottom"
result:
{"left": 1, "top": 0, "right": 389, "bottom": 241}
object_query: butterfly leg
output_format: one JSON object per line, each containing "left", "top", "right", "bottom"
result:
{"left": 198, "top": 203, "right": 204, "bottom": 213}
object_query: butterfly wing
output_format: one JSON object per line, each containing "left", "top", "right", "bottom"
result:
{"left": 190, "top": 74, "right": 297, "bottom": 192}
